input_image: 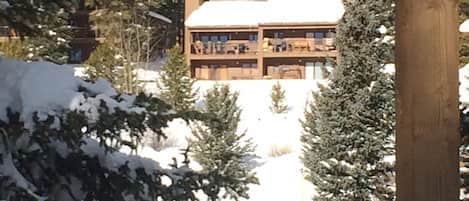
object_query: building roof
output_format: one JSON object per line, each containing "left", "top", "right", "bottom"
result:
{"left": 185, "top": 0, "right": 344, "bottom": 28}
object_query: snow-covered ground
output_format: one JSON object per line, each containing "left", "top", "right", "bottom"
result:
{"left": 9, "top": 58, "right": 469, "bottom": 200}
{"left": 143, "top": 79, "right": 324, "bottom": 201}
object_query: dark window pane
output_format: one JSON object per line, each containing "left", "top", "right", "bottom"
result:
{"left": 210, "top": 36, "right": 218, "bottom": 43}
{"left": 201, "top": 36, "right": 209, "bottom": 43}
{"left": 315, "top": 32, "right": 324, "bottom": 39}
{"left": 220, "top": 35, "right": 228, "bottom": 42}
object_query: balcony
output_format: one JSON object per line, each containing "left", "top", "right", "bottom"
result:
{"left": 262, "top": 38, "right": 337, "bottom": 58}
{"left": 190, "top": 40, "right": 258, "bottom": 60}
{"left": 0, "top": 26, "right": 20, "bottom": 41}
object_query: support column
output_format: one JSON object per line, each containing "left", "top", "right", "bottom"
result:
{"left": 257, "top": 27, "right": 264, "bottom": 79}
{"left": 396, "top": 0, "right": 459, "bottom": 200}
{"left": 184, "top": 28, "right": 192, "bottom": 77}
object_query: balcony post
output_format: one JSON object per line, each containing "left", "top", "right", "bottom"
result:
{"left": 184, "top": 28, "right": 192, "bottom": 77}
{"left": 257, "top": 27, "right": 264, "bottom": 79}
{"left": 395, "top": 0, "right": 459, "bottom": 200}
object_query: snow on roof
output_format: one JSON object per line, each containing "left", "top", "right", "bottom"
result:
{"left": 148, "top": 11, "right": 172, "bottom": 24}
{"left": 185, "top": 0, "right": 344, "bottom": 27}
{"left": 461, "top": 19, "right": 469, "bottom": 33}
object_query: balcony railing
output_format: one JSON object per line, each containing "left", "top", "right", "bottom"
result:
{"left": 0, "top": 26, "right": 9, "bottom": 37}
{"left": 263, "top": 38, "right": 335, "bottom": 53}
{"left": 191, "top": 38, "right": 336, "bottom": 57}
{"left": 192, "top": 40, "right": 258, "bottom": 55}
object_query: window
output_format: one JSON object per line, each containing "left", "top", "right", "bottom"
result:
{"left": 70, "top": 49, "right": 82, "bottom": 63}
{"left": 249, "top": 34, "right": 258, "bottom": 42}
{"left": 273, "top": 65, "right": 279, "bottom": 73}
{"left": 242, "top": 63, "right": 256, "bottom": 68}
{"left": 325, "top": 31, "right": 335, "bottom": 38}
{"left": 201, "top": 36, "right": 209, "bottom": 44}
{"left": 210, "top": 36, "right": 218, "bottom": 43}
{"left": 305, "top": 62, "right": 325, "bottom": 80}
{"left": 306, "top": 32, "right": 315, "bottom": 38}
{"left": 313, "top": 62, "right": 324, "bottom": 80}
{"left": 273, "top": 32, "right": 284, "bottom": 39}
{"left": 220, "top": 35, "right": 228, "bottom": 43}
{"left": 315, "top": 32, "right": 324, "bottom": 39}
{"left": 315, "top": 32, "right": 324, "bottom": 45}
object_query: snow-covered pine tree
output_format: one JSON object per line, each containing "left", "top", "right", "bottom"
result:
{"left": 158, "top": 46, "right": 198, "bottom": 112}
{"left": 301, "top": 0, "right": 395, "bottom": 200}
{"left": 190, "top": 84, "right": 258, "bottom": 200}
{"left": 460, "top": 65, "right": 469, "bottom": 200}
{"left": 0, "top": 59, "right": 231, "bottom": 201}
{"left": 269, "top": 81, "right": 288, "bottom": 113}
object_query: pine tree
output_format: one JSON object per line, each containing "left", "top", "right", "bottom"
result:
{"left": 158, "top": 46, "right": 198, "bottom": 112}
{"left": 0, "top": 59, "right": 236, "bottom": 200}
{"left": 460, "top": 0, "right": 469, "bottom": 65}
{"left": 301, "top": 0, "right": 395, "bottom": 200}
{"left": 190, "top": 84, "right": 258, "bottom": 200}
{"left": 0, "top": 39, "right": 27, "bottom": 60}
{"left": 85, "top": 42, "right": 123, "bottom": 89}
{"left": 88, "top": 0, "right": 161, "bottom": 94}
{"left": 269, "top": 81, "right": 288, "bottom": 113}
{"left": 460, "top": 64, "right": 469, "bottom": 200}
{"left": 1, "top": 1, "right": 76, "bottom": 64}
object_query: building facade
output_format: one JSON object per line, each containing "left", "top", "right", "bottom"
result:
{"left": 184, "top": 0, "right": 344, "bottom": 80}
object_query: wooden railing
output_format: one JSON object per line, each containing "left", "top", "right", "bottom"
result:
{"left": 191, "top": 38, "right": 336, "bottom": 56}
{"left": 192, "top": 40, "right": 258, "bottom": 55}
{"left": 194, "top": 66, "right": 258, "bottom": 80}
{"left": 262, "top": 38, "right": 335, "bottom": 53}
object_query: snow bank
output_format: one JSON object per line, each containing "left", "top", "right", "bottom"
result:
{"left": 195, "top": 80, "right": 320, "bottom": 200}
{"left": 249, "top": 154, "right": 316, "bottom": 201}
{"left": 461, "top": 64, "right": 469, "bottom": 105}
{"left": 461, "top": 19, "right": 469, "bottom": 33}
{"left": 0, "top": 59, "right": 82, "bottom": 128}
{"left": 185, "top": 0, "right": 344, "bottom": 27}
{"left": 0, "top": 0, "right": 10, "bottom": 10}
{"left": 193, "top": 80, "right": 322, "bottom": 157}
{"left": 0, "top": 59, "right": 153, "bottom": 129}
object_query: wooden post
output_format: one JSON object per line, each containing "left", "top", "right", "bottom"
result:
{"left": 396, "top": 0, "right": 459, "bottom": 200}
{"left": 257, "top": 27, "right": 265, "bottom": 79}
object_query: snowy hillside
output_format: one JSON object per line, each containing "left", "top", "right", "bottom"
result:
{"left": 9, "top": 58, "right": 469, "bottom": 200}
{"left": 147, "top": 79, "right": 324, "bottom": 201}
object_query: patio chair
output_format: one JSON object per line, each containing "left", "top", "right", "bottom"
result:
{"left": 206, "top": 41, "right": 213, "bottom": 54}
{"left": 194, "top": 40, "right": 204, "bottom": 54}
{"left": 215, "top": 41, "right": 223, "bottom": 54}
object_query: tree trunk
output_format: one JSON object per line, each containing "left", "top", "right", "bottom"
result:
{"left": 396, "top": 0, "right": 459, "bottom": 200}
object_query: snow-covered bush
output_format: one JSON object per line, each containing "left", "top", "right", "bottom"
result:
{"left": 0, "top": 59, "right": 225, "bottom": 201}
